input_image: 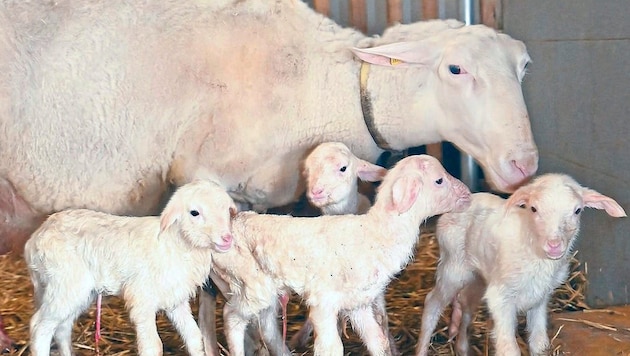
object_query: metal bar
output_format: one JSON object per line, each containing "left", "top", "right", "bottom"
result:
{"left": 459, "top": 0, "right": 481, "bottom": 192}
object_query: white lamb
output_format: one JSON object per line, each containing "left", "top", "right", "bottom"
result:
{"left": 211, "top": 154, "right": 471, "bottom": 355}
{"left": 303, "top": 141, "right": 387, "bottom": 215}
{"left": 292, "top": 141, "right": 392, "bottom": 351}
{"left": 24, "top": 180, "right": 238, "bottom": 356}
{"left": 416, "top": 173, "right": 627, "bottom": 356}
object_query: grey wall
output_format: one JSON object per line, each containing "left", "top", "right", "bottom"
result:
{"left": 502, "top": 0, "right": 630, "bottom": 307}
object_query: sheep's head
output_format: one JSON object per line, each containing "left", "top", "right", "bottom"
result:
{"left": 375, "top": 155, "right": 471, "bottom": 217}
{"left": 159, "top": 180, "right": 237, "bottom": 252}
{"left": 506, "top": 174, "right": 626, "bottom": 260}
{"left": 303, "top": 142, "right": 386, "bottom": 210}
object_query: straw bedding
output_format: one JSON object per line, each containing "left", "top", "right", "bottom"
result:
{"left": 0, "top": 223, "right": 587, "bottom": 355}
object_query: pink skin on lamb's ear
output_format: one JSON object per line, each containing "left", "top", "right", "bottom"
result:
{"left": 581, "top": 188, "right": 627, "bottom": 218}
{"left": 159, "top": 203, "right": 181, "bottom": 233}
{"left": 357, "top": 159, "right": 387, "bottom": 182}
{"left": 351, "top": 40, "right": 440, "bottom": 67}
{"left": 389, "top": 175, "right": 422, "bottom": 214}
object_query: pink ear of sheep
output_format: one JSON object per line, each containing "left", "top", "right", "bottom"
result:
{"left": 357, "top": 159, "right": 387, "bottom": 182}
{"left": 581, "top": 188, "right": 627, "bottom": 218}
{"left": 388, "top": 174, "right": 423, "bottom": 214}
{"left": 351, "top": 40, "right": 440, "bottom": 67}
{"left": 160, "top": 201, "right": 182, "bottom": 233}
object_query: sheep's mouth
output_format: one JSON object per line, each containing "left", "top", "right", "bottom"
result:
{"left": 544, "top": 247, "right": 566, "bottom": 260}
{"left": 214, "top": 241, "right": 232, "bottom": 253}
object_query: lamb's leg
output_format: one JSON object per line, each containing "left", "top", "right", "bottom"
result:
{"left": 165, "top": 302, "right": 205, "bottom": 356}
{"left": 372, "top": 293, "right": 400, "bottom": 355}
{"left": 416, "top": 269, "right": 472, "bottom": 356}
{"left": 199, "top": 282, "right": 220, "bottom": 356}
{"left": 279, "top": 292, "right": 289, "bottom": 344}
{"left": 526, "top": 295, "right": 551, "bottom": 355}
{"left": 258, "top": 305, "right": 291, "bottom": 356}
{"left": 453, "top": 276, "right": 485, "bottom": 356}
{"left": 309, "top": 306, "right": 343, "bottom": 356}
{"left": 348, "top": 305, "right": 391, "bottom": 356}
{"left": 29, "top": 308, "right": 60, "bottom": 356}
{"left": 485, "top": 285, "right": 520, "bottom": 356}
{"left": 288, "top": 318, "right": 314, "bottom": 349}
{"left": 52, "top": 316, "right": 77, "bottom": 356}
{"left": 222, "top": 301, "right": 250, "bottom": 356}
{"left": 128, "top": 306, "right": 162, "bottom": 356}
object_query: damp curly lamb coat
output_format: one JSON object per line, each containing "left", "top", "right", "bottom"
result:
{"left": 0, "top": 0, "right": 538, "bottom": 256}
{"left": 211, "top": 155, "right": 471, "bottom": 356}
{"left": 415, "top": 174, "right": 626, "bottom": 356}
{"left": 24, "top": 180, "right": 237, "bottom": 356}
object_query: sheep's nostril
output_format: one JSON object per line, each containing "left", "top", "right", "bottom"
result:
{"left": 310, "top": 186, "right": 324, "bottom": 196}
{"left": 222, "top": 234, "right": 233, "bottom": 244}
{"left": 547, "top": 240, "right": 561, "bottom": 249}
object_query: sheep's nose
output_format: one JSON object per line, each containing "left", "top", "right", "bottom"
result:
{"left": 547, "top": 240, "right": 561, "bottom": 249}
{"left": 221, "top": 233, "right": 233, "bottom": 245}
{"left": 310, "top": 186, "right": 324, "bottom": 196}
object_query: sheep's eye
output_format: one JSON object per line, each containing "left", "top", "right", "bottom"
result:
{"left": 448, "top": 65, "right": 462, "bottom": 75}
{"left": 435, "top": 178, "right": 444, "bottom": 185}
{"left": 340, "top": 166, "right": 347, "bottom": 172}
{"left": 530, "top": 206, "right": 537, "bottom": 213}
{"left": 230, "top": 207, "right": 237, "bottom": 218}
{"left": 518, "top": 204, "right": 526, "bottom": 209}
{"left": 190, "top": 210, "right": 200, "bottom": 217}
{"left": 574, "top": 208, "right": 582, "bottom": 215}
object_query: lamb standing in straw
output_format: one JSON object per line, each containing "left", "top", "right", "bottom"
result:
{"left": 25, "top": 180, "right": 237, "bottom": 356}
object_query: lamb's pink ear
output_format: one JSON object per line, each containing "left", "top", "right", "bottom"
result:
{"left": 357, "top": 159, "right": 387, "bottom": 182}
{"left": 581, "top": 188, "right": 627, "bottom": 217}
{"left": 160, "top": 201, "right": 182, "bottom": 233}
{"left": 505, "top": 189, "right": 529, "bottom": 210}
{"left": 389, "top": 175, "right": 422, "bottom": 214}
{"left": 351, "top": 40, "right": 440, "bottom": 67}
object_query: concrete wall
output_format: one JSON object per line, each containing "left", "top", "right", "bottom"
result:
{"left": 502, "top": 0, "right": 630, "bottom": 307}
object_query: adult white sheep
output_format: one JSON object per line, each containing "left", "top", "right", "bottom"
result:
{"left": 415, "top": 174, "right": 626, "bottom": 356}
{"left": 0, "top": 0, "right": 538, "bottom": 257}
{"left": 24, "top": 180, "right": 237, "bottom": 356}
{"left": 211, "top": 154, "right": 471, "bottom": 355}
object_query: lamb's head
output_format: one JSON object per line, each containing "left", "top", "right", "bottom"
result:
{"left": 374, "top": 155, "right": 471, "bottom": 218}
{"left": 302, "top": 142, "right": 386, "bottom": 210}
{"left": 159, "top": 180, "right": 237, "bottom": 252}
{"left": 505, "top": 173, "right": 626, "bottom": 260}
{"left": 351, "top": 20, "right": 537, "bottom": 193}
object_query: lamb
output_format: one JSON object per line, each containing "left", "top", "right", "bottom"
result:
{"left": 291, "top": 141, "right": 392, "bottom": 351}
{"left": 302, "top": 141, "right": 387, "bottom": 215}
{"left": 415, "top": 173, "right": 627, "bottom": 356}
{"left": 24, "top": 180, "right": 237, "bottom": 356}
{"left": 210, "top": 154, "right": 471, "bottom": 355}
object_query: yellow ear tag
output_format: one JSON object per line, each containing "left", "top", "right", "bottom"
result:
{"left": 389, "top": 58, "right": 403, "bottom": 66}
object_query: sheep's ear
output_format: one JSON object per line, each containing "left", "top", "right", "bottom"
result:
{"left": 357, "top": 159, "right": 387, "bottom": 182}
{"left": 505, "top": 189, "right": 529, "bottom": 208}
{"left": 351, "top": 40, "right": 440, "bottom": 67}
{"left": 389, "top": 175, "right": 422, "bottom": 214}
{"left": 581, "top": 188, "right": 627, "bottom": 218}
{"left": 160, "top": 201, "right": 182, "bottom": 232}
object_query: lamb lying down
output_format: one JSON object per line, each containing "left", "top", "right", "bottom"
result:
{"left": 291, "top": 141, "right": 395, "bottom": 352}
{"left": 416, "top": 173, "right": 626, "bottom": 356}
{"left": 211, "top": 154, "right": 471, "bottom": 355}
{"left": 25, "top": 180, "right": 237, "bottom": 356}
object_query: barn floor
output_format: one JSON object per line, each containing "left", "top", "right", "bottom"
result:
{"left": 1, "top": 221, "right": 627, "bottom": 355}
{"left": 551, "top": 306, "right": 630, "bottom": 355}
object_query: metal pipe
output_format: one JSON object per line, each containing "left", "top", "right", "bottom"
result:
{"left": 459, "top": 0, "right": 481, "bottom": 192}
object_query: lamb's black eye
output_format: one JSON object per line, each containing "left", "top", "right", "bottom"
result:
{"left": 435, "top": 178, "right": 444, "bottom": 185}
{"left": 574, "top": 208, "right": 582, "bottom": 215}
{"left": 531, "top": 206, "right": 537, "bottom": 213}
{"left": 519, "top": 204, "right": 526, "bottom": 209}
{"left": 448, "top": 65, "right": 462, "bottom": 75}
{"left": 340, "top": 166, "right": 347, "bottom": 172}
{"left": 190, "top": 210, "right": 200, "bottom": 217}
